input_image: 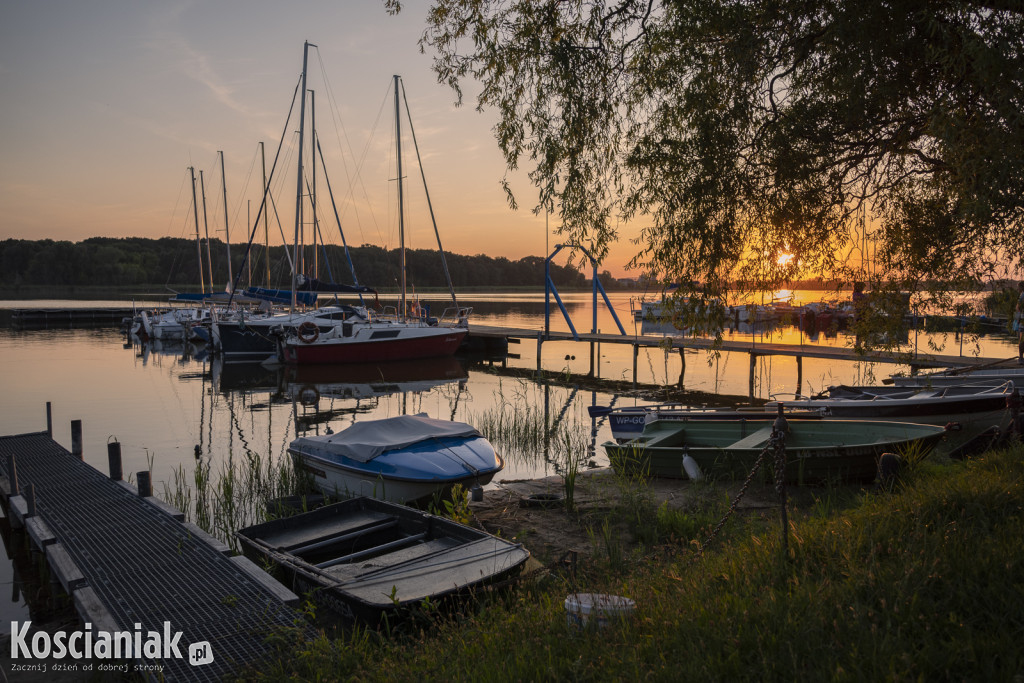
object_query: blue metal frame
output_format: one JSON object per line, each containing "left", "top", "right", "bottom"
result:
{"left": 544, "top": 244, "right": 627, "bottom": 341}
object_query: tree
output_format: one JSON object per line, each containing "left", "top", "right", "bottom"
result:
{"left": 394, "top": 0, "right": 1024, "bottom": 317}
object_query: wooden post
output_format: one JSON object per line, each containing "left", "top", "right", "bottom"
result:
{"left": 632, "top": 344, "right": 639, "bottom": 386}
{"left": 678, "top": 347, "right": 686, "bottom": 386}
{"left": 107, "top": 442, "right": 123, "bottom": 481}
{"left": 749, "top": 353, "right": 757, "bottom": 399}
{"left": 26, "top": 483, "right": 35, "bottom": 518}
{"left": 8, "top": 454, "right": 18, "bottom": 496}
{"left": 796, "top": 356, "right": 803, "bottom": 396}
{"left": 536, "top": 331, "right": 543, "bottom": 373}
{"left": 137, "top": 471, "right": 152, "bottom": 498}
{"left": 71, "top": 420, "right": 83, "bottom": 459}
{"left": 589, "top": 340, "right": 595, "bottom": 378}
{"left": 46, "top": 402, "right": 52, "bottom": 437}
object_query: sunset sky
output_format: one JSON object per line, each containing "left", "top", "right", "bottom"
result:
{"left": 0, "top": 1, "right": 640, "bottom": 278}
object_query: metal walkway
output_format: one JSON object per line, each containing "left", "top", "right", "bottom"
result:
{"left": 0, "top": 431, "right": 302, "bottom": 682}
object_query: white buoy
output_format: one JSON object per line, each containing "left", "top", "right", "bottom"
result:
{"left": 683, "top": 454, "right": 703, "bottom": 480}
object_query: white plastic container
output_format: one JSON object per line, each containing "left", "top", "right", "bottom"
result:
{"left": 565, "top": 593, "right": 636, "bottom": 630}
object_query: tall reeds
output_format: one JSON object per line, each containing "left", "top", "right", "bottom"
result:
{"left": 163, "top": 449, "right": 309, "bottom": 552}
{"left": 469, "top": 378, "right": 592, "bottom": 508}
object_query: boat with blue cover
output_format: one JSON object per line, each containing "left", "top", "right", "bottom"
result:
{"left": 288, "top": 414, "right": 503, "bottom": 504}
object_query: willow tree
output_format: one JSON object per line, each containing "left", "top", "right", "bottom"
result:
{"left": 390, "top": 0, "right": 1024, "bottom": 321}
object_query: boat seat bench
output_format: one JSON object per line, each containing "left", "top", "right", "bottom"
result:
{"left": 726, "top": 426, "right": 775, "bottom": 449}
{"left": 321, "top": 537, "right": 461, "bottom": 581}
{"left": 258, "top": 510, "right": 394, "bottom": 550}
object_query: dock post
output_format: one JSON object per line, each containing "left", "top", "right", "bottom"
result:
{"left": 46, "top": 402, "right": 52, "bottom": 437}
{"left": 8, "top": 454, "right": 18, "bottom": 496}
{"left": 749, "top": 353, "right": 757, "bottom": 398}
{"left": 137, "top": 471, "right": 152, "bottom": 498}
{"left": 678, "top": 347, "right": 686, "bottom": 386}
{"left": 71, "top": 420, "right": 83, "bottom": 459}
{"left": 107, "top": 442, "right": 123, "bottom": 481}
{"left": 536, "top": 332, "right": 543, "bottom": 373}
{"left": 632, "top": 344, "right": 639, "bottom": 386}
{"left": 796, "top": 356, "right": 803, "bottom": 396}
{"left": 26, "top": 483, "right": 35, "bottom": 518}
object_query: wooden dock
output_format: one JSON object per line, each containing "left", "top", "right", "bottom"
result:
{"left": 7, "top": 307, "right": 136, "bottom": 328}
{"left": 0, "top": 411, "right": 302, "bottom": 681}
{"left": 468, "top": 324, "right": 1012, "bottom": 389}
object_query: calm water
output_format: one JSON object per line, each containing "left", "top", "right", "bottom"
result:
{"left": 0, "top": 291, "right": 1016, "bottom": 621}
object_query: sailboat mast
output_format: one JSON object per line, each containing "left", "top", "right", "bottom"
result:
{"left": 220, "top": 151, "right": 233, "bottom": 287}
{"left": 199, "top": 170, "right": 215, "bottom": 294}
{"left": 189, "top": 166, "right": 206, "bottom": 295}
{"left": 310, "top": 89, "right": 319, "bottom": 281}
{"left": 260, "top": 141, "right": 270, "bottom": 287}
{"left": 395, "top": 74, "right": 406, "bottom": 320}
{"left": 292, "top": 41, "right": 312, "bottom": 312}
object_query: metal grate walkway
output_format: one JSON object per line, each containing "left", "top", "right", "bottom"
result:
{"left": 0, "top": 431, "right": 302, "bottom": 681}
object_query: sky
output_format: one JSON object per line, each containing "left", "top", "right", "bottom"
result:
{"left": 0, "top": 0, "right": 640, "bottom": 278}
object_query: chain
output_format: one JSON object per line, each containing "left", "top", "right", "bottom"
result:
{"left": 693, "top": 416, "right": 789, "bottom": 561}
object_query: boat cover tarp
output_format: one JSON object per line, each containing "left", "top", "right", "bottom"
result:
{"left": 296, "top": 276, "right": 377, "bottom": 295}
{"left": 293, "top": 414, "right": 481, "bottom": 463}
{"left": 171, "top": 291, "right": 264, "bottom": 304}
{"left": 244, "top": 287, "right": 318, "bottom": 306}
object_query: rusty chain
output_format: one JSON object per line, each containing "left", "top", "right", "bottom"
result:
{"left": 694, "top": 413, "right": 789, "bottom": 561}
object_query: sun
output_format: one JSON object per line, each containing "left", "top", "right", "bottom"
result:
{"left": 777, "top": 252, "right": 795, "bottom": 267}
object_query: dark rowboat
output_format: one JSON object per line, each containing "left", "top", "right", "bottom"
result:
{"left": 236, "top": 497, "right": 530, "bottom": 623}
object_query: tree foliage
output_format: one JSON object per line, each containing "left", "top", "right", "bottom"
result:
{"left": 401, "top": 0, "right": 1024, "bottom": 310}
{"left": 0, "top": 238, "right": 590, "bottom": 291}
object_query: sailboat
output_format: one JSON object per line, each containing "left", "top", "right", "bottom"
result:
{"left": 280, "top": 73, "right": 469, "bottom": 365}
{"left": 212, "top": 43, "right": 378, "bottom": 362}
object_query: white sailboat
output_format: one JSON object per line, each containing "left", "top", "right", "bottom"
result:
{"left": 280, "top": 72, "right": 470, "bottom": 365}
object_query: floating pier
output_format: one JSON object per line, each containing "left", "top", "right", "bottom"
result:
{"left": 0, "top": 406, "right": 302, "bottom": 681}
{"left": 8, "top": 308, "right": 137, "bottom": 328}
{"left": 467, "top": 324, "right": 1009, "bottom": 393}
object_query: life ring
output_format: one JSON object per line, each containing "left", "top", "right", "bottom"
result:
{"left": 298, "top": 384, "right": 320, "bottom": 405}
{"left": 297, "top": 321, "right": 319, "bottom": 343}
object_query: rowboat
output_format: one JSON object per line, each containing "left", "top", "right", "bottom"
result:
{"left": 603, "top": 419, "right": 949, "bottom": 485}
{"left": 890, "top": 367, "right": 1024, "bottom": 387}
{"left": 765, "top": 382, "right": 1014, "bottom": 419}
{"left": 289, "top": 414, "right": 503, "bottom": 504}
{"left": 761, "top": 382, "right": 1015, "bottom": 455}
{"left": 590, "top": 403, "right": 824, "bottom": 442}
{"left": 236, "top": 497, "right": 530, "bottom": 623}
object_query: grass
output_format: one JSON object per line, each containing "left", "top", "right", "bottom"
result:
{"left": 162, "top": 449, "right": 311, "bottom": 553}
{"left": 246, "top": 443, "right": 1024, "bottom": 681}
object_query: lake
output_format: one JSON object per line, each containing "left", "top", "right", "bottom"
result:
{"left": 0, "top": 291, "right": 1016, "bottom": 622}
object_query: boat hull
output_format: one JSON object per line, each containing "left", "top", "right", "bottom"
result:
{"left": 891, "top": 369, "right": 1024, "bottom": 387}
{"left": 236, "top": 497, "right": 530, "bottom": 623}
{"left": 606, "top": 406, "right": 823, "bottom": 442}
{"left": 765, "top": 383, "right": 1015, "bottom": 455}
{"left": 289, "top": 433, "right": 501, "bottom": 505}
{"left": 282, "top": 328, "right": 466, "bottom": 364}
{"left": 605, "top": 419, "right": 948, "bottom": 485}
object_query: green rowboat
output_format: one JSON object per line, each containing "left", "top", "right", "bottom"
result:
{"left": 603, "top": 419, "right": 948, "bottom": 485}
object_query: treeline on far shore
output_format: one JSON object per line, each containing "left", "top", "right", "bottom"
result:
{"left": 0, "top": 237, "right": 635, "bottom": 292}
